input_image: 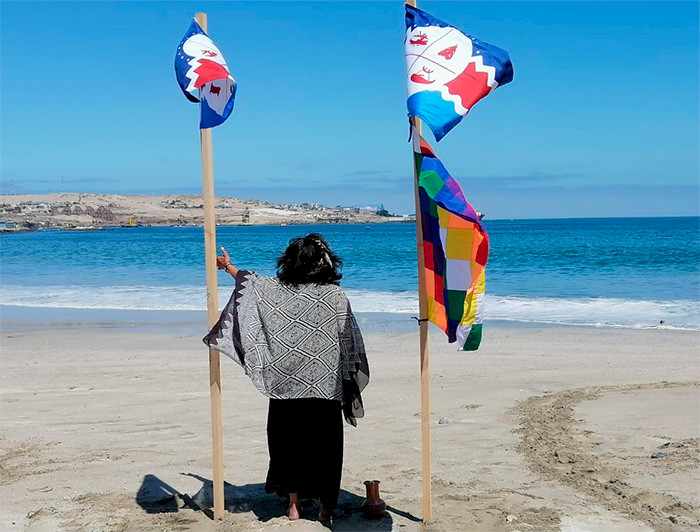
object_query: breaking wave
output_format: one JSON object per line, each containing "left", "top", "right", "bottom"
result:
{"left": 1, "top": 284, "right": 697, "bottom": 331}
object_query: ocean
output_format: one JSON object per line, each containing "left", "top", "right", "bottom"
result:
{"left": 1, "top": 217, "right": 698, "bottom": 330}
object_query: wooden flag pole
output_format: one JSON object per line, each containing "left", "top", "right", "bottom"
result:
{"left": 195, "top": 11, "right": 225, "bottom": 521}
{"left": 410, "top": 103, "right": 433, "bottom": 523}
{"left": 405, "top": 0, "right": 432, "bottom": 517}
{"left": 407, "top": 2, "right": 431, "bottom": 521}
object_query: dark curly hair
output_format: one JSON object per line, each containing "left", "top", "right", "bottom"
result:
{"left": 276, "top": 233, "right": 343, "bottom": 286}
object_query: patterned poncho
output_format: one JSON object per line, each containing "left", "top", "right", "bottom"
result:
{"left": 203, "top": 271, "right": 370, "bottom": 426}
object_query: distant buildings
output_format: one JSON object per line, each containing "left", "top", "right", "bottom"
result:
{"left": 0, "top": 194, "right": 412, "bottom": 231}
{"left": 0, "top": 200, "right": 116, "bottom": 230}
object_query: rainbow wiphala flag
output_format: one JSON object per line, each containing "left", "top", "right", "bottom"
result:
{"left": 413, "top": 128, "right": 488, "bottom": 350}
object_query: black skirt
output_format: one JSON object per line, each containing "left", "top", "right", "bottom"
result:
{"left": 265, "top": 398, "right": 343, "bottom": 509}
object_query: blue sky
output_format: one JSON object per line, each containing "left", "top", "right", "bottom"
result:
{"left": 1, "top": 1, "right": 698, "bottom": 218}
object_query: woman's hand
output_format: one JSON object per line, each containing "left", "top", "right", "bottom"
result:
{"left": 216, "top": 246, "right": 237, "bottom": 276}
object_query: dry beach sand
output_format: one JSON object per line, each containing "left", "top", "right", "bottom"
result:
{"left": 1, "top": 324, "right": 699, "bottom": 531}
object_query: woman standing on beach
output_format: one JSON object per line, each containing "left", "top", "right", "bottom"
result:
{"left": 204, "top": 233, "right": 370, "bottom": 522}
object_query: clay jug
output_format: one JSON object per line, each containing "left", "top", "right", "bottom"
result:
{"left": 360, "top": 480, "right": 387, "bottom": 518}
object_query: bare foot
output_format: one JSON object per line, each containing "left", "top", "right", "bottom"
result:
{"left": 318, "top": 504, "right": 332, "bottom": 522}
{"left": 319, "top": 505, "right": 344, "bottom": 522}
{"left": 288, "top": 503, "right": 300, "bottom": 521}
{"left": 288, "top": 493, "right": 301, "bottom": 521}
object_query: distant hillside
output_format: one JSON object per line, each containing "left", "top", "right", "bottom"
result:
{"left": 0, "top": 193, "right": 412, "bottom": 230}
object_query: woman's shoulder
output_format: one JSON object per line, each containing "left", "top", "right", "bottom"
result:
{"left": 266, "top": 278, "right": 347, "bottom": 301}
{"left": 255, "top": 274, "right": 285, "bottom": 288}
{"left": 315, "top": 284, "right": 349, "bottom": 306}
{"left": 298, "top": 281, "right": 345, "bottom": 298}
{"left": 318, "top": 283, "right": 344, "bottom": 294}
{"left": 242, "top": 272, "right": 281, "bottom": 291}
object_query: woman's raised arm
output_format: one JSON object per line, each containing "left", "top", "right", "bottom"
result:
{"left": 216, "top": 246, "right": 239, "bottom": 277}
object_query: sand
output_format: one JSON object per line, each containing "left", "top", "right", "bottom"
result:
{"left": 1, "top": 324, "right": 699, "bottom": 531}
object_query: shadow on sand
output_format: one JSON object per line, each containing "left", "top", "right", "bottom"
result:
{"left": 136, "top": 473, "right": 420, "bottom": 530}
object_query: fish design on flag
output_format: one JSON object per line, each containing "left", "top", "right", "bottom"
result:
{"left": 405, "top": 4, "right": 513, "bottom": 141}
{"left": 175, "top": 19, "right": 236, "bottom": 129}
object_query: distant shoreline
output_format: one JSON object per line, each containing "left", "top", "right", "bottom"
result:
{"left": 0, "top": 220, "right": 416, "bottom": 234}
{"left": 0, "top": 192, "right": 414, "bottom": 232}
{"left": 1, "top": 193, "right": 697, "bottom": 233}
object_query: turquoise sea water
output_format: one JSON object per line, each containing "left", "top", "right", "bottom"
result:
{"left": 1, "top": 217, "right": 698, "bottom": 330}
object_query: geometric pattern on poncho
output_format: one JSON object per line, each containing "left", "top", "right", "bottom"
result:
{"left": 204, "top": 270, "right": 369, "bottom": 425}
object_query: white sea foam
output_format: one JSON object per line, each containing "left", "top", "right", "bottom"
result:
{"left": 1, "top": 285, "right": 698, "bottom": 330}
{"left": 0, "top": 285, "right": 219, "bottom": 312}
{"left": 484, "top": 294, "right": 700, "bottom": 330}
{"left": 345, "top": 289, "right": 418, "bottom": 314}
